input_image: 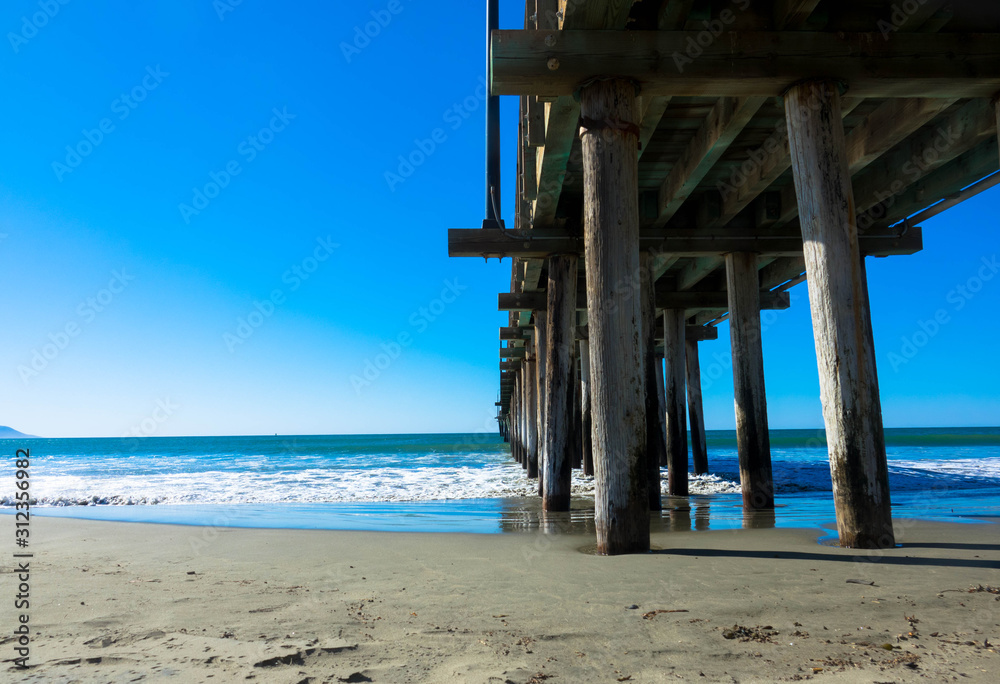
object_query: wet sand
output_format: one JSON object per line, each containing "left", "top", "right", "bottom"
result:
{"left": 6, "top": 515, "right": 999, "bottom": 682}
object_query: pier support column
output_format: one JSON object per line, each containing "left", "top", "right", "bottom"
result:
{"left": 542, "top": 255, "right": 578, "bottom": 511}
{"left": 785, "top": 81, "right": 893, "bottom": 549}
{"left": 655, "top": 352, "right": 667, "bottom": 467}
{"left": 641, "top": 254, "right": 665, "bottom": 510}
{"left": 686, "top": 339, "right": 709, "bottom": 475}
{"left": 726, "top": 252, "right": 774, "bottom": 510}
{"left": 519, "top": 368, "right": 529, "bottom": 469}
{"left": 525, "top": 353, "right": 539, "bottom": 479}
{"left": 572, "top": 347, "right": 583, "bottom": 470}
{"left": 580, "top": 78, "right": 648, "bottom": 555}
{"left": 663, "top": 308, "right": 688, "bottom": 496}
{"left": 534, "top": 312, "right": 548, "bottom": 496}
{"left": 579, "top": 338, "right": 594, "bottom": 477}
{"left": 513, "top": 372, "right": 523, "bottom": 465}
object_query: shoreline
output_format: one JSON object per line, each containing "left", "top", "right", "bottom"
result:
{"left": 7, "top": 516, "right": 998, "bottom": 682}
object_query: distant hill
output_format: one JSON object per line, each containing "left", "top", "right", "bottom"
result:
{"left": 0, "top": 426, "right": 34, "bottom": 438}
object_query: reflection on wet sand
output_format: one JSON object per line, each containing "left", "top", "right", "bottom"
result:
{"left": 497, "top": 494, "right": 777, "bottom": 533}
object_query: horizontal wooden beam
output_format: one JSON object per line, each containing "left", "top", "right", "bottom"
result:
{"left": 500, "top": 347, "right": 527, "bottom": 359}
{"left": 686, "top": 326, "right": 719, "bottom": 342}
{"left": 499, "top": 290, "right": 791, "bottom": 312}
{"left": 451, "top": 227, "right": 922, "bottom": 258}
{"left": 491, "top": 30, "right": 1000, "bottom": 98}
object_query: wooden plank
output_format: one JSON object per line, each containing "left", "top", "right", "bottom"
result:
{"left": 500, "top": 347, "right": 527, "bottom": 359}
{"left": 637, "top": 96, "right": 671, "bottom": 160}
{"left": 774, "top": 0, "right": 821, "bottom": 29}
{"left": 663, "top": 308, "right": 688, "bottom": 496}
{"left": 499, "top": 289, "right": 792, "bottom": 311}
{"left": 711, "top": 92, "right": 862, "bottom": 234}
{"left": 653, "top": 97, "right": 768, "bottom": 229}
{"left": 785, "top": 81, "right": 894, "bottom": 549}
{"left": 854, "top": 98, "right": 997, "bottom": 222}
{"left": 532, "top": 97, "right": 580, "bottom": 226}
{"left": 491, "top": 30, "right": 1000, "bottom": 98}
{"left": 685, "top": 325, "right": 718, "bottom": 342}
{"left": 725, "top": 252, "right": 774, "bottom": 510}
{"left": 774, "top": 97, "right": 958, "bottom": 227}
{"left": 451, "top": 228, "right": 921, "bottom": 258}
{"left": 581, "top": 78, "right": 649, "bottom": 555}
{"left": 561, "top": 0, "right": 635, "bottom": 30}
{"left": 658, "top": 0, "right": 695, "bottom": 31}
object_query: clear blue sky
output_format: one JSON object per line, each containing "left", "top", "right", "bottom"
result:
{"left": 1, "top": 1, "right": 997, "bottom": 438}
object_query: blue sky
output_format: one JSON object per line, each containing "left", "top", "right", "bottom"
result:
{"left": 1, "top": 1, "right": 997, "bottom": 438}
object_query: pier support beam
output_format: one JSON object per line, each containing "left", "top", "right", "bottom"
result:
{"left": 686, "top": 339, "right": 709, "bottom": 475}
{"left": 512, "top": 373, "right": 520, "bottom": 463}
{"left": 534, "top": 312, "right": 548, "bottom": 495}
{"left": 525, "top": 354, "right": 539, "bottom": 479}
{"left": 726, "top": 252, "right": 774, "bottom": 510}
{"left": 663, "top": 308, "right": 689, "bottom": 496}
{"left": 542, "top": 255, "right": 578, "bottom": 511}
{"left": 785, "top": 81, "right": 893, "bottom": 549}
{"left": 580, "top": 78, "right": 649, "bottom": 555}
{"left": 641, "top": 254, "right": 665, "bottom": 510}
{"left": 579, "top": 338, "right": 594, "bottom": 477}
{"left": 572, "top": 348, "right": 583, "bottom": 470}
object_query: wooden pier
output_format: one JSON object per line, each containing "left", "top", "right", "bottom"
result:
{"left": 451, "top": 0, "right": 1000, "bottom": 554}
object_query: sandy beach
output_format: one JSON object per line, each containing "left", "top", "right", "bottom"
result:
{"left": 5, "top": 515, "right": 998, "bottom": 683}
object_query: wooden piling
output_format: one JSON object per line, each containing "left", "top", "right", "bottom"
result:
{"left": 580, "top": 78, "right": 649, "bottom": 555}
{"left": 685, "top": 339, "right": 709, "bottom": 475}
{"left": 784, "top": 81, "right": 894, "bottom": 549}
{"left": 725, "top": 252, "right": 774, "bottom": 510}
{"left": 534, "top": 311, "right": 548, "bottom": 495}
{"left": 662, "top": 308, "right": 689, "bottom": 496}
{"left": 579, "top": 338, "right": 594, "bottom": 477}
{"left": 525, "top": 353, "right": 539, "bottom": 479}
{"left": 641, "top": 254, "right": 665, "bottom": 510}
{"left": 520, "top": 367, "right": 529, "bottom": 469}
{"left": 655, "top": 352, "right": 667, "bottom": 467}
{"left": 542, "top": 255, "right": 578, "bottom": 511}
{"left": 571, "top": 346, "right": 583, "bottom": 470}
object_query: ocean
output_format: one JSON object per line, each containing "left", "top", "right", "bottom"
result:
{"left": 3, "top": 428, "right": 1000, "bottom": 535}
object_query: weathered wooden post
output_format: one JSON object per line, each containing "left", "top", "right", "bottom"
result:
{"left": 725, "top": 252, "right": 774, "bottom": 510}
{"left": 515, "top": 371, "right": 523, "bottom": 465}
{"left": 685, "top": 338, "right": 709, "bottom": 475}
{"left": 662, "top": 308, "right": 688, "bottom": 496}
{"left": 571, "top": 345, "right": 583, "bottom": 470}
{"left": 534, "top": 311, "right": 548, "bottom": 495}
{"left": 641, "top": 254, "right": 664, "bottom": 510}
{"left": 655, "top": 352, "right": 667, "bottom": 467}
{"left": 542, "top": 255, "right": 578, "bottom": 510}
{"left": 785, "top": 80, "right": 893, "bottom": 549}
{"left": 525, "top": 351, "right": 539, "bottom": 479}
{"left": 579, "top": 338, "right": 594, "bottom": 476}
{"left": 580, "top": 78, "right": 649, "bottom": 555}
{"left": 520, "top": 367, "right": 529, "bottom": 469}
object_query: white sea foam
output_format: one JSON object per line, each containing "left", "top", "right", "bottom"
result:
{"left": 889, "top": 457, "right": 1000, "bottom": 482}
{"left": 2, "top": 465, "right": 741, "bottom": 507}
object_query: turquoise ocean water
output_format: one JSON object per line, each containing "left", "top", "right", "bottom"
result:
{"left": 2, "top": 428, "right": 999, "bottom": 534}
